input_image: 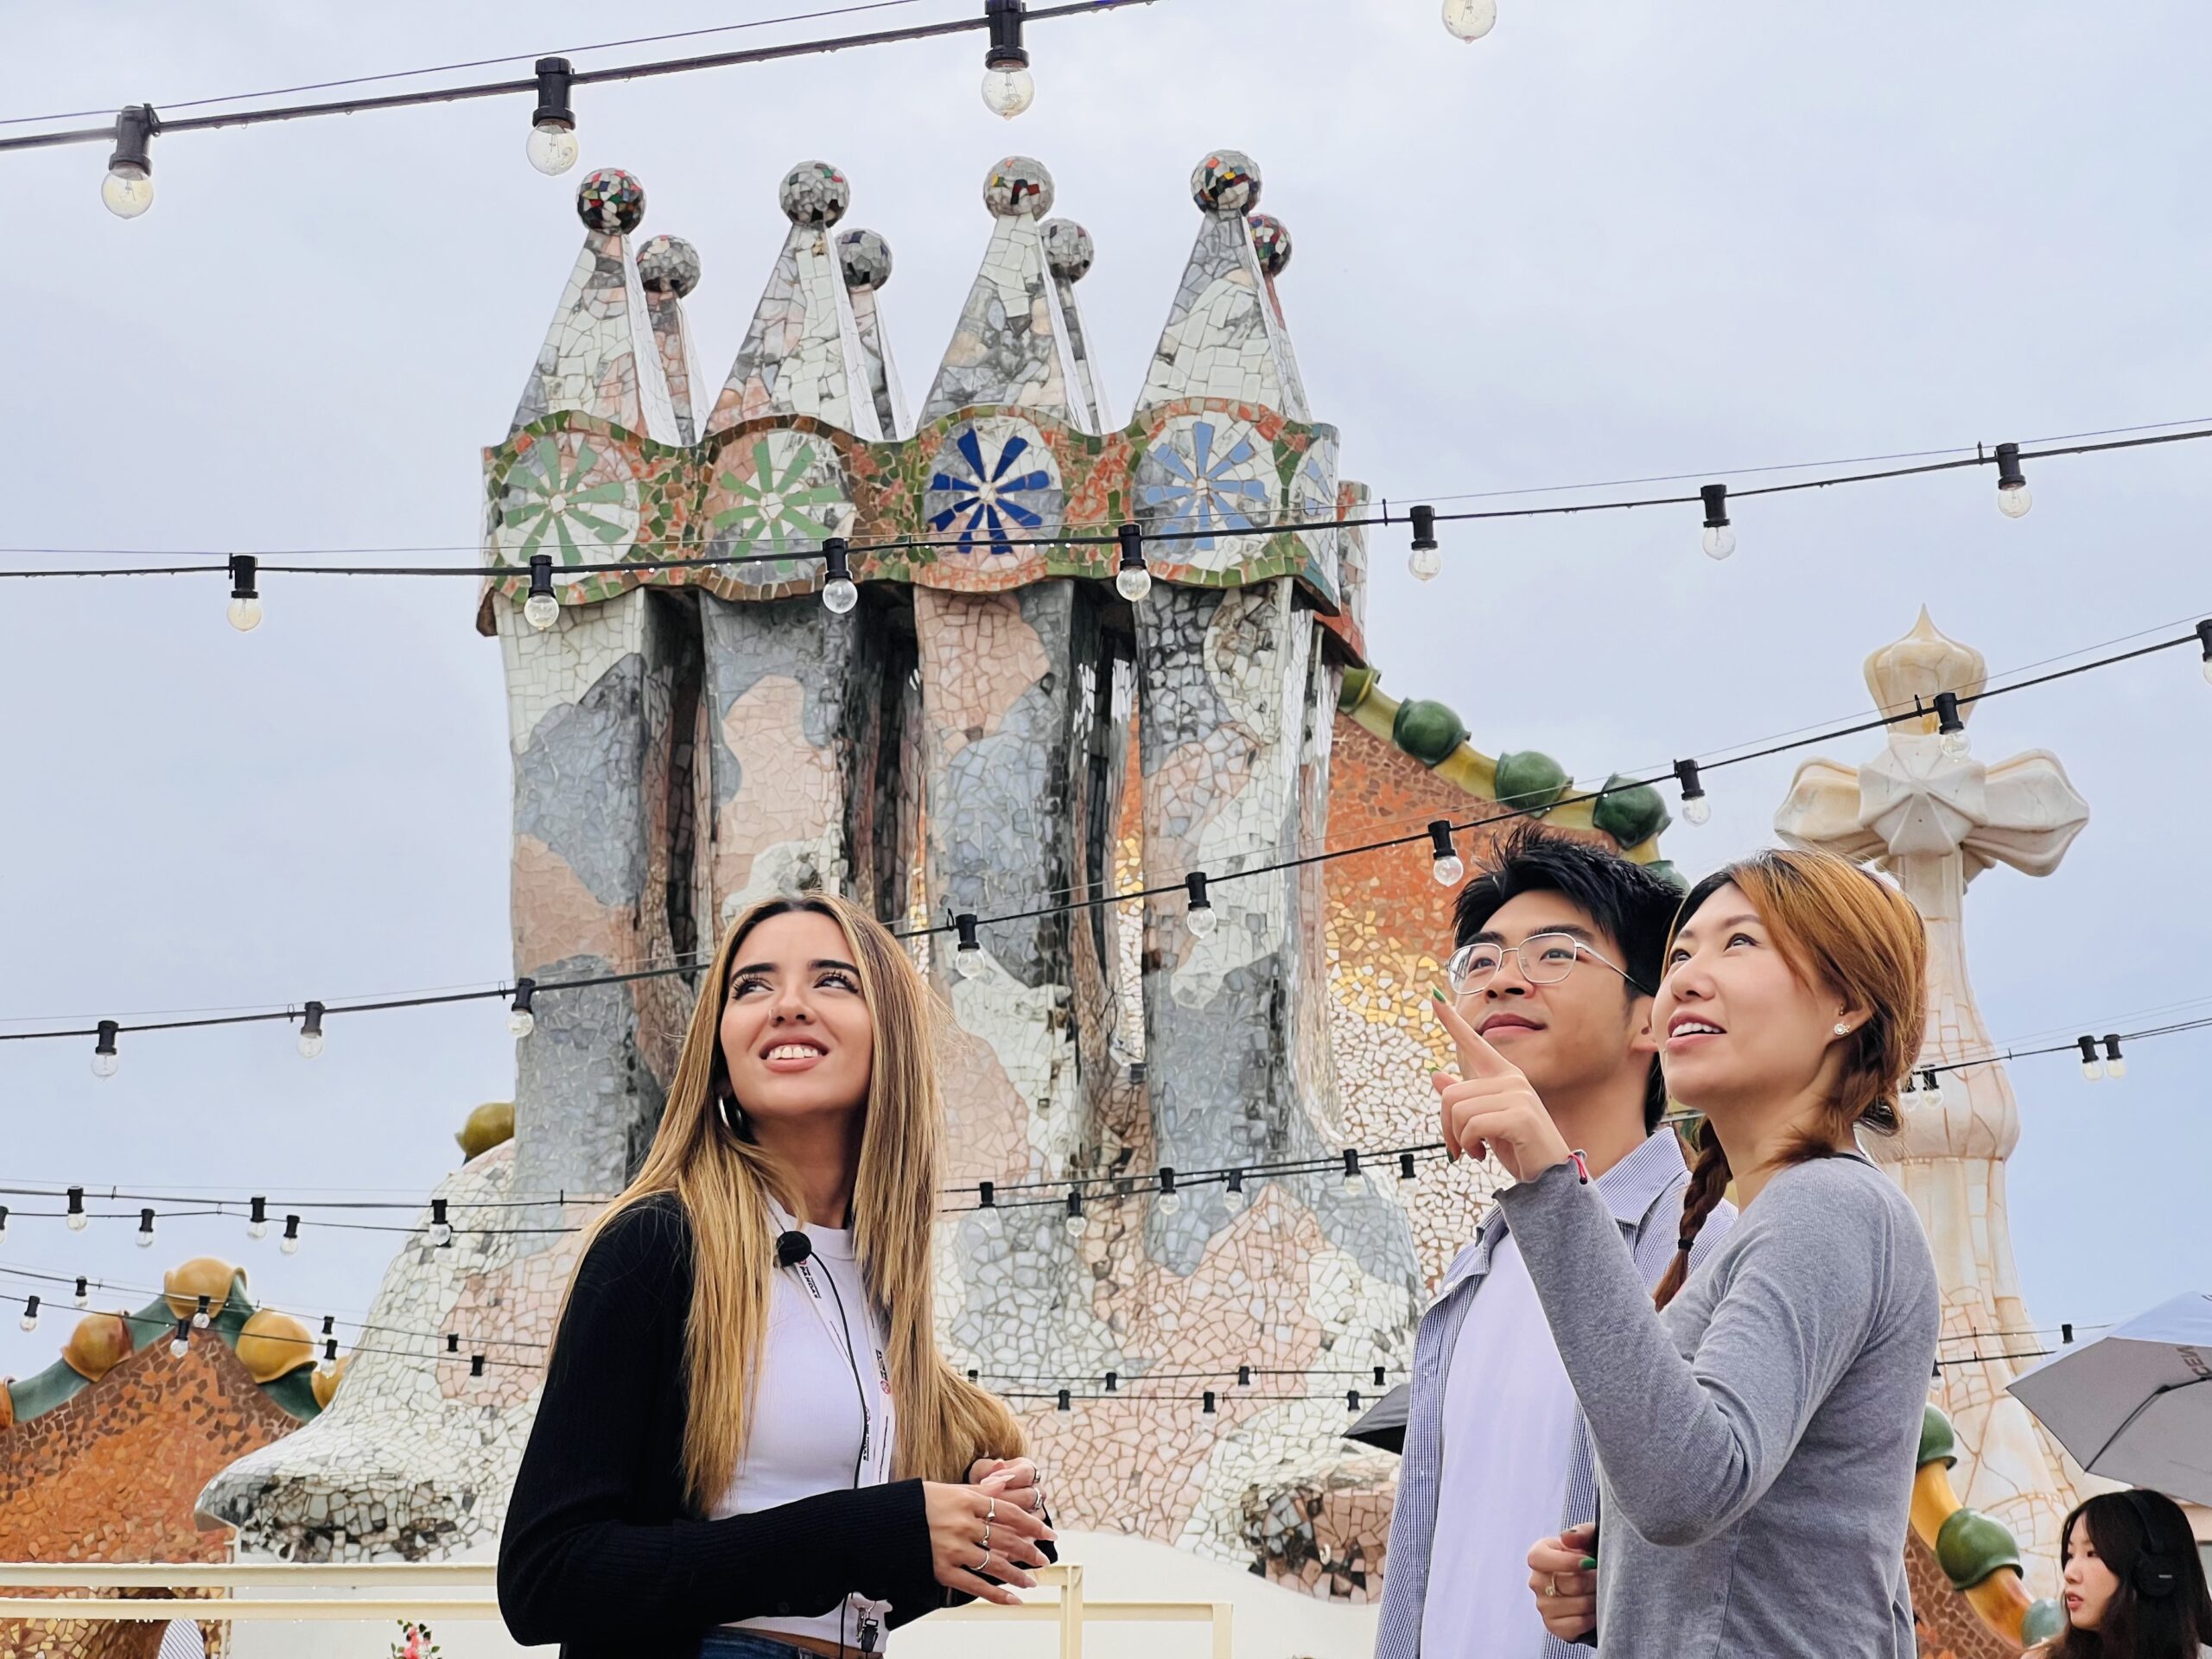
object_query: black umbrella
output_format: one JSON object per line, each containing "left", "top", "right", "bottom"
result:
{"left": 1346, "top": 1382, "right": 1410, "bottom": 1453}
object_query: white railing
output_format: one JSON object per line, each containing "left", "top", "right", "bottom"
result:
{"left": 0, "top": 1561, "right": 1233, "bottom": 1658}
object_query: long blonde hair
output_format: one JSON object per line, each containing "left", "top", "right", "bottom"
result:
{"left": 561, "top": 892, "right": 1024, "bottom": 1511}
{"left": 1654, "top": 849, "right": 1928, "bottom": 1308}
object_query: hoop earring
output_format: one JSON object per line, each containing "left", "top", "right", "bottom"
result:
{"left": 718, "top": 1093, "right": 745, "bottom": 1137}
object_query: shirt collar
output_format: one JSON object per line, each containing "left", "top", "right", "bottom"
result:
{"left": 1442, "top": 1127, "right": 1688, "bottom": 1295}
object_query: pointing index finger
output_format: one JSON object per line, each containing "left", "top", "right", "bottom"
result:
{"left": 1429, "top": 987, "right": 1521, "bottom": 1079}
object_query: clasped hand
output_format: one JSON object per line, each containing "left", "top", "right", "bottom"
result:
{"left": 1428, "top": 990, "right": 1573, "bottom": 1182}
{"left": 922, "top": 1459, "right": 1055, "bottom": 1605}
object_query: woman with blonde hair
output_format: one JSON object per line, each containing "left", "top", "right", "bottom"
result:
{"left": 499, "top": 893, "right": 1053, "bottom": 1659}
{"left": 1428, "top": 848, "right": 1942, "bottom": 1656}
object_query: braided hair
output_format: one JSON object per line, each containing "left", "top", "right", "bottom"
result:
{"left": 1651, "top": 849, "right": 1928, "bottom": 1311}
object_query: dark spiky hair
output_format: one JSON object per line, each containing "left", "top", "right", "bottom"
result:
{"left": 1451, "top": 823, "right": 1682, "bottom": 1130}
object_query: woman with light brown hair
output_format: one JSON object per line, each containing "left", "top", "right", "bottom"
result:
{"left": 1428, "top": 847, "right": 1941, "bottom": 1656}
{"left": 499, "top": 893, "right": 1052, "bottom": 1659}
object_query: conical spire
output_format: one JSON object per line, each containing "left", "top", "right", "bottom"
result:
{"left": 1135, "top": 151, "right": 1308, "bottom": 420}
{"left": 1246, "top": 213, "right": 1311, "bottom": 421}
{"left": 705, "top": 162, "right": 882, "bottom": 441}
{"left": 637, "top": 236, "right": 704, "bottom": 445}
{"left": 512, "top": 168, "right": 680, "bottom": 443}
{"left": 919, "top": 156, "right": 1081, "bottom": 424}
{"left": 838, "top": 228, "right": 908, "bottom": 442}
{"left": 1042, "top": 218, "right": 1109, "bottom": 433}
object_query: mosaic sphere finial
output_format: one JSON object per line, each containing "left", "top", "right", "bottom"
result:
{"left": 637, "top": 235, "right": 702, "bottom": 297}
{"left": 1191, "top": 150, "right": 1262, "bottom": 215}
{"left": 1041, "top": 218, "right": 1095, "bottom": 282}
{"left": 575, "top": 168, "right": 646, "bottom": 234}
{"left": 983, "top": 156, "right": 1055, "bottom": 219}
{"left": 1248, "top": 213, "right": 1292, "bottom": 278}
{"left": 838, "top": 228, "right": 894, "bottom": 292}
{"left": 779, "top": 161, "right": 850, "bottom": 227}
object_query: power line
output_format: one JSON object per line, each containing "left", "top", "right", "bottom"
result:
{"left": 0, "top": 0, "right": 1158, "bottom": 156}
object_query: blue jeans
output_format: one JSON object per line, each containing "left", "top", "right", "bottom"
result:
{"left": 697, "top": 1634, "right": 819, "bottom": 1659}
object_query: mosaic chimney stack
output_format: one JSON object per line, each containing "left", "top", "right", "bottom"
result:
{"left": 199, "top": 153, "right": 1445, "bottom": 1584}
{"left": 1777, "top": 609, "right": 2094, "bottom": 1596}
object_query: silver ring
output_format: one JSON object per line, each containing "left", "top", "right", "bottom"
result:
{"left": 981, "top": 1521, "right": 993, "bottom": 1553}
{"left": 973, "top": 1546, "right": 991, "bottom": 1572}
{"left": 987, "top": 1497, "right": 997, "bottom": 1524}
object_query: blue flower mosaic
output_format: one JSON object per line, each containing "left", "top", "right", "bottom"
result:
{"left": 1136, "top": 417, "right": 1274, "bottom": 555}
{"left": 924, "top": 422, "right": 1063, "bottom": 557}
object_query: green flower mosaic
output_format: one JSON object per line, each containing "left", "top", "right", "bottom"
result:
{"left": 710, "top": 433, "right": 851, "bottom": 579}
{"left": 498, "top": 434, "right": 639, "bottom": 569}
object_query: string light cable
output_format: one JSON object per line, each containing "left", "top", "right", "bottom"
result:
{"left": 4, "top": 607, "right": 2209, "bottom": 1071}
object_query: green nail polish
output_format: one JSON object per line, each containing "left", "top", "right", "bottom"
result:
{"left": 1431, "top": 986, "right": 1449, "bottom": 1002}
{"left": 1580, "top": 1555, "right": 1598, "bottom": 1570}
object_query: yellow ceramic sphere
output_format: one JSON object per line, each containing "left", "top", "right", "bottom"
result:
{"left": 163, "top": 1257, "right": 240, "bottom": 1321}
{"left": 235, "top": 1309, "right": 316, "bottom": 1382}
{"left": 457, "top": 1100, "right": 516, "bottom": 1162}
{"left": 311, "top": 1353, "right": 352, "bottom": 1409}
{"left": 62, "top": 1312, "right": 137, "bottom": 1381}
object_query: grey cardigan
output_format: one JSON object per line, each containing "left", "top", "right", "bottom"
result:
{"left": 1496, "top": 1151, "right": 1941, "bottom": 1658}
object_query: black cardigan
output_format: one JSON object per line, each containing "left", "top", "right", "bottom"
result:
{"left": 499, "top": 1194, "right": 965, "bottom": 1659}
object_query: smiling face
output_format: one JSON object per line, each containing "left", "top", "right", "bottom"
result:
{"left": 2062, "top": 1513, "right": 2121, "bottom": 1630}
{"left": 717, "top": 908, "right": 876, "bottom": 1133}
{"left": 1653, "top": 882, "right": 1863, "bottom": 1119}
{"left": 1455, "top": 891, "right": 1655, "bottom": 1109}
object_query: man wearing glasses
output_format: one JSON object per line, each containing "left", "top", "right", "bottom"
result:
{"left": 1374, "top": 824, "right": 1735, "bottom": 1659}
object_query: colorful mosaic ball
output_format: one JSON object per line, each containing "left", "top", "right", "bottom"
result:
{"left": 837, "top": 227, "right": 893, "bottom": 292}
{"left": 983, "top": 155, "right": 1055, "bottom": 219}
{"left": 575, "top": 168, "right": 646, "bottom": 234}
{"left": 1191, "top": 149, "right": 1262, "bottom": 215}
{"left": 1041, "top": 218, "right": 1095, "bottom": 283}
{"left": 779, "top": 161, "right": 849, "bottom": 227}
{"left": 1249, "top": 213, "right": 1292, "bottom": 278}
{"left": 637, "top": 235, "right": 702, "bottom": 297}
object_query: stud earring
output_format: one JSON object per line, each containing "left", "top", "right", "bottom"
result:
{"left": 1833, "top": 1021, "right": 1852, "bottom": 1036}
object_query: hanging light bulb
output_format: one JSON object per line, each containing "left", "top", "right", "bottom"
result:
{"left": 193, "top": 1294, "right": 213, "bottom": 1330}
{"left": 2196, "top": 620, "right": 2212, "bottom": 686}
{"left": 226, "top": 555, "right": 263, "bottom": 632}
{"left": 508, "top": 978, "right": 537, "bottom": 1039}
{"left": 524, "top": 553, "right": 560, "bottom": 632}
{"left": 1427, "top": 819, "right": 1465, "bottom": 886}
{"left": 821, "top": 537, "right": 860, "bottom": 615}
{"left": 1441, "top": 0, "right": 1498, "bottom": 41}
{"left": 137, "top": 1207, "right": 157, "bottom": 1249}
{"left": 169, "top": 1317, "right": 190, "bottom": 1358}
{"left": 1342, "top": 1148, "right": 1363, "bottom": 1189}
{"left": 15, "top": 1295, "right": 33, "bottom": 1333}
{"left": 1993, "top": 442, "right": 2032, "bottom": 519}
{"left": 102, "top": 105, "right": 158, "bottom": 219}
{"left": 429, "top": 1198, "right": 453, "bottom": 1248}
{"left": 1919, "top": 1067, "right": 1942, "bottom": 1103}
{"left": 1114, "top": 523, "right": 1153, "bottom": 603}
{"left": 468, "top": 1351, "right": 485, "bottom": 1378}
{"left": 1222, "top": 1168, "right": 1247, "bottom": 1213}
{"left": 1406, "top": 504, "right": 1443, "bottom": 582}
{"left": 1674, "top": 758, "right": 1712, "bottom": 826}
{"left": 324, "top": 1338, "right": 341, "bottom": 1372}
{"left": 73, "top": 1276, "right": 90, "bottom": 1310}
{"left": 976, "top": 1179, "right": 1002, "bottom": 1231}
{"left": 0, "top": 1205, "right": 7, "bottom": 1240}
{"left": 247, "top": 1195, "right": 270, "bottom": 1242}
{"left": 527, "top": 58, "right": 580, "bottom": 175}
{"left": 1933, "top": 691, "right": 1969, "bottom": 760}
{"left": 1237, "top": 1363, "right": 1252, "bottom": 1387}
{"left": 92, "top": 1020, "right": 120, "bottom": 1080}
{"left": 2101, "top": 1033, "right": 2126, "bottom": 1080}
{"left": 1185, "top": 872, "right": 1217, "bottom": 938}
{"left": 67, "top": 1186, "right": 88, "bottom": 1232}
{"left": 981, "top": 0, "right": 1035, "bottom": 118}
{"left": 1700, "top": 484, "right": 1736, "bottom": 561}
{"left": 281, "top": 1214, "right": 302, "bottom": 1255}
{"left": 1347, "top": 1389, "right": 1363, "bottom": 1413}
{"left": 1157, "top": 1167, "right": 1179, "bottom": 1216}
{"left": 1103, "top": 1370, "right": 1119, "bottom": 1394}
{"left": 1064, "top": 1188, "right": 1086, "bottom": 1237}
{"left": 1374, "top": 1364, "right": 1388, "bottom": 1389}
{"left": 1055, "top": 1387, "right": 1071, "bottom": 1411}
{"left": 2076, "top": 1035, "right": 2104, "bottom": 1082}
{"left": 1202, "top": 1389, "right": 1217, "bottom": 1414}
{"left": 296, "top": 1001, "right": 326, "bottom": 1060}
{"left": 1399, "top": 1151, "right": 1418, "bottom": 1181}
{"left": 953, "top": 912, "right": 985, "bottom": 978}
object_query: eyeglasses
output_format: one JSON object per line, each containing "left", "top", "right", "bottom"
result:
{"left": 1446, "top": 932, "right": 1652, "bottom": 997}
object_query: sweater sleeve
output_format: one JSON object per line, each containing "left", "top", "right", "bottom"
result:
{"left": 497, "top": 1201, "right": 940, "bottom": 1647}
{"left": 1496, "top": 1157, "right": 1882, "bottom": 1548}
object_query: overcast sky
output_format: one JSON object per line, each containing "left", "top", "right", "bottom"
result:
{"left": 3, "top": 0, "right": 2207, "bottom": 1380}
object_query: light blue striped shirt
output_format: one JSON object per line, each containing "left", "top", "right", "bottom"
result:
{"left": 1376, "top": 1128, "right": 1737, "bottom": 1659}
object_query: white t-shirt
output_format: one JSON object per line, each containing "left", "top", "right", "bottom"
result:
{"left": 709, "top": 1217, "right": 896, "bottom": 1651}
{"left": 1418, "top": 1231, "right": 1580, "bottom": 1659}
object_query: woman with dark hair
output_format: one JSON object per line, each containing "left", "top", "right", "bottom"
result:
{"left": 499, "top": 893, "right": 1053, "bottom": 1659}
{"left": 2029, "top": 1489, "right": 2212, "bottom": 1658}
{"left": 1431, "top": 848, "right": 1942, "bottom": 1655}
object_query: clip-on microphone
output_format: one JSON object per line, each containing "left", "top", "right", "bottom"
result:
{"left": 776, "top": 1230, "right": 813, "bottom": 1268}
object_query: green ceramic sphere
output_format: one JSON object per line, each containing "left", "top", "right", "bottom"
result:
{"left": 1917, "top": 1403, "right": 1958, "bottom": 1471}
{"left": 1936, "top": 1506, "right": 2023, "bottom": 1591}
{"left": 1645, "top": 860, "right": 1690, "bottom": 893}
{"left": 2020, "top": 1598, "right": 2065, "bottom": 1645}
{"left": 1592, "top": 774, "right": 1670, "bottom": 846}
{"left": 1392, "top": 698, "right": 1469, "bottom": 768}
{"left": 1494, "top": 750, "right": 1569, "bottom": 812}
